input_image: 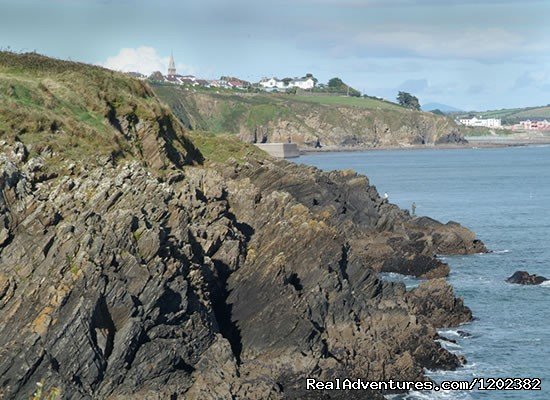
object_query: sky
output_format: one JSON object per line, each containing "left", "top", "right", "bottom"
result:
{"left": 1, "top": 0, "right": 549, "bottom": 110}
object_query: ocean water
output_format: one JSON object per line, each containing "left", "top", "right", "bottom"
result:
{"left": 298, "top": 146, "right": 550, "bottom": 399}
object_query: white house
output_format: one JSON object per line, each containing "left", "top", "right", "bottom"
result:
{"left": 259, "top": 78, "right": 281, "bottom": 89}
{"left": 458, "top": 117, "right": 502, "bottom": 129}
{"left": 259, "top": 76, "right": 316, "bottom": 90}
{"left": 290, "top": 77, "right": 315, "bottom": 90}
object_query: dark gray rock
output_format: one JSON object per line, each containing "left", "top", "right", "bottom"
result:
{"left": 0, "top": 155, "right": 486, "bottom": 399}
{"left": 506, "top": 271, "right": 548, "bottom": 285}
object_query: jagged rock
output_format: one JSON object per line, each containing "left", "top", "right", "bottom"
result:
{"left": 11, "top": 141, "right": 28, "bottom": 163}
{"left": 405, "top": 279, "right": 472, "bottom": 328}
{"left": 0, "top": 157, "right": 484, "bottom": 399}
{"left": 506, "top": 271, "right": 548, "bottom": 285}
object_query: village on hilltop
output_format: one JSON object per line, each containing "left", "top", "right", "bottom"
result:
{"left": 457, "top": 116, "right": 550, "bottom": 132}
{"left": 125, "top": 54, "right": 550, "bottom": 133}
{"left": 125, "top": 53, "right": 317, "bottom": 92}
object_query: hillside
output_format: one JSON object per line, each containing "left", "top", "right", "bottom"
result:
{"left": 0, "top": 52, "right": 201, "bottom": 172}
{"left": 422, "top": 102, "right": 463, "bottom": 113}
{"left": 153, "top": 84, "right": 468, "bottom": 149}
{"left": 0, "top": 52, "right": 485, "bottom": 400}
{"left": 457, "top": 105, "right": 550, "bottom": 125}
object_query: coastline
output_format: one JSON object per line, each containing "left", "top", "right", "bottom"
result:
{"left": 301, "top": 136, "right": 550, "bottom": 154}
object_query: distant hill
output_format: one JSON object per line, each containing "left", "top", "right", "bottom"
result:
{"left": 459, "top": 105, "right": 550, "bottom": 124}
{"left": 422, "top": 103, "right": 463, "bottom": 113}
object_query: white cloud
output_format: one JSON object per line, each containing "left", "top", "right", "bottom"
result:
{"left": 100, "top": 47, "right": 197, "bottom": 76}
{"left": 350, "top": 27, "right": 530, "bottom": 62}
{"left": 512, "top": 70, "right": 550, "bottom": 90}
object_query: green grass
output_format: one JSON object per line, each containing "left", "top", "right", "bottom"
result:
{"left": 292, "top": 94, "right": 404, "bottom": 111}
{"left": 460, "top": 126, "right": 514, "bottom": 137}
{"left": 0, "top": 51, "right": 198, "bottom": 172}
{"left": 209, "top": 102, "right": 248, "bottom": 133}
{"left": 153, "top": 84, "right": 411, "bottom": 137}
{"left": 461, "top": 105, "right": 550, "bottom": 125}
{"left": 188, "top": 131, "right": 267, "bottom": 163}
{"left": 152, "top": 82, "right": 460, "bottom": 149}
{"left": 246, "top": 104, "right": 290, "bottom": 129}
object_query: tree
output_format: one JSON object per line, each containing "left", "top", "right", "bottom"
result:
{"left": 328, "top": 77, "right": 345, "bottom": 89}
{"left": 304, "top": 73, "right": 318, "bottom": 84}
{"left": 397, "top": 91, "right": 420, "bottom": 110}
{"left": 148, "top": 71, "right": 164, "bottom": 81}
{"left": 431, "top": 109, "right": 445, "bottom": 116}
{"left": 327, "top": 77, "right": 361, "bottom": 96}
{"left": 282, "top": 77, "right": 293, "bottom": 85}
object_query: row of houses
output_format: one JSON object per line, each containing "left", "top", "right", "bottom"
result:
{"left": 457, "top": 116, "right": 503, "bottom": 129}
{"left": 131, "top": 71, "right": 317, "bottom": 92}
{"left": 513, "top": 120, "right": 550, "bottom": 131}
{"left": 127, "top": 71, "right": 251, "bottom": 89}
{"left": 126, "top": 54, "right": 317, "bottom": 92}
{"left": 457, "top": 116, "right": 550, "bottom": 131}
{"left": 166, "top": 74, "right": 250, "bottom": 89}
{"left": 258, "top": 77, "right": 316, "bottom": 90}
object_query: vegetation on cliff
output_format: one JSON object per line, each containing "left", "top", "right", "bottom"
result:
{"left": 0, "top": 51, "right": 200, "bottom": 172}
{"left": 152, "top": 83, "right": 468, "bottom": 149}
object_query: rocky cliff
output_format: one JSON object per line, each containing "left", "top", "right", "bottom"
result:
{"left": 153, "top": 85, "right": 467, "bottom": 150}
{"left": 0, "top": 53, "right": 485, "bottom": 399}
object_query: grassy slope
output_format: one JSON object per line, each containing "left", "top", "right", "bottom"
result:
{"left": 291, "top": 94, "right": 404, "bottom": 111}
{"left": 1, "top": 53, "right": 145, "bottom": 156}
{"left": 188, "top": 131, "right": 267, "bottom": 163}
{"left": 0, "top": 52, "right": 205, "bottom": 171}
{"left": 154, "top": 84, "right": 405, "bottom": 130}
{"left": 0, "top": 52, "right": 270, "bottom": 170}
{"left": 153, "top": 84, "right": 467, "bottom": 146}
{"left": 462, "top": 105, "right": 550, "bottom": 125}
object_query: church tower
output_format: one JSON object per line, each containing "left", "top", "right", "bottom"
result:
{"left": 168, "top": 52, "right": 176, "bottom": 76}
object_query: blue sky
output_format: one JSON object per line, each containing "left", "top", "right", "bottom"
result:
{"left": 1, "top": 0, "right": 549, "bottom": 110}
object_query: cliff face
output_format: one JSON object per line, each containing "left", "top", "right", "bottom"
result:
{"left": 153, "top": 85, "right": 467, "bottom": 149}
{"left": 0, "top": 53, "right": 484, "bottom": 399}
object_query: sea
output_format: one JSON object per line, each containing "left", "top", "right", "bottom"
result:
{"left": 298, "top": 145, "right": 550, "bottom": 399}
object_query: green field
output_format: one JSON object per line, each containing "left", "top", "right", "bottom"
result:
{"left": 459, "top": 105, "right": 550, "bottom": 124}
{"left": 152, "top": 84, "right": 414, "bottom": 134}
{"left": 291, "top": 94, "right": 404, "bottom": 111}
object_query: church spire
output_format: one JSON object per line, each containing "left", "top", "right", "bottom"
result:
{"left": 168, "top": 51, "right": 176, "bottom": 76}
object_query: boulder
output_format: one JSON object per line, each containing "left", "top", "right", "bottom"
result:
{"left": 506, "top": 271, "right": 549, "bottom": 285}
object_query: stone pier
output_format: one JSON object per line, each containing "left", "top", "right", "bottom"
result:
{"left": 254, "top": 143, "right": 300, "bottom": 158}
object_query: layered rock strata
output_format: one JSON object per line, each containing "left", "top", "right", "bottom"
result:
{"left": 0, "top": 145, "right": 484, "bottom": 399}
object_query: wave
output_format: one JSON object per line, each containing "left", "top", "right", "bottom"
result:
{"left": 436, "top": 339, "right": 462, "bottom": 350}
{"left": 388, "top": 390, "right": 473, "bottom": 400}
{"left": 540, "top": 280, "right": 550, "bottom": 287}
{"left": 438, "top": 329, "right": 459, "bottom": 337}
{"left": 492, "top": 249, "right": 511, "bottom": 254}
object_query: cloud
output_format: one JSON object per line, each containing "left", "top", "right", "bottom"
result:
{"left": 467, "top": 84, "right": 485, "bottom": 95}
{"left": 348, "top": 27, "right": 530, "bottom": 62}
{"left": 100, "top": 46, "right": 197, "bottom": 76}
{"left": 398, "top": 78, "right": 429, "bottom": 92}
{"left": 512, "top": 70, "right": 550, "bottom": 90}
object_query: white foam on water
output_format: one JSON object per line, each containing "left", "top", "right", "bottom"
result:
{"left": 540, "top": 280, "right": 550, "bottom": 287}
{"left": 436, "top": 339, "right": 462, "bottom": 350}
{"left": 395, "top": 390, "right": 473, "bottom": 400}
{"left": 438, "top": 329, "right": 459, "bottom": 337}
{"left": 492, "top": 249, "right": 511, "bottom": 254}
